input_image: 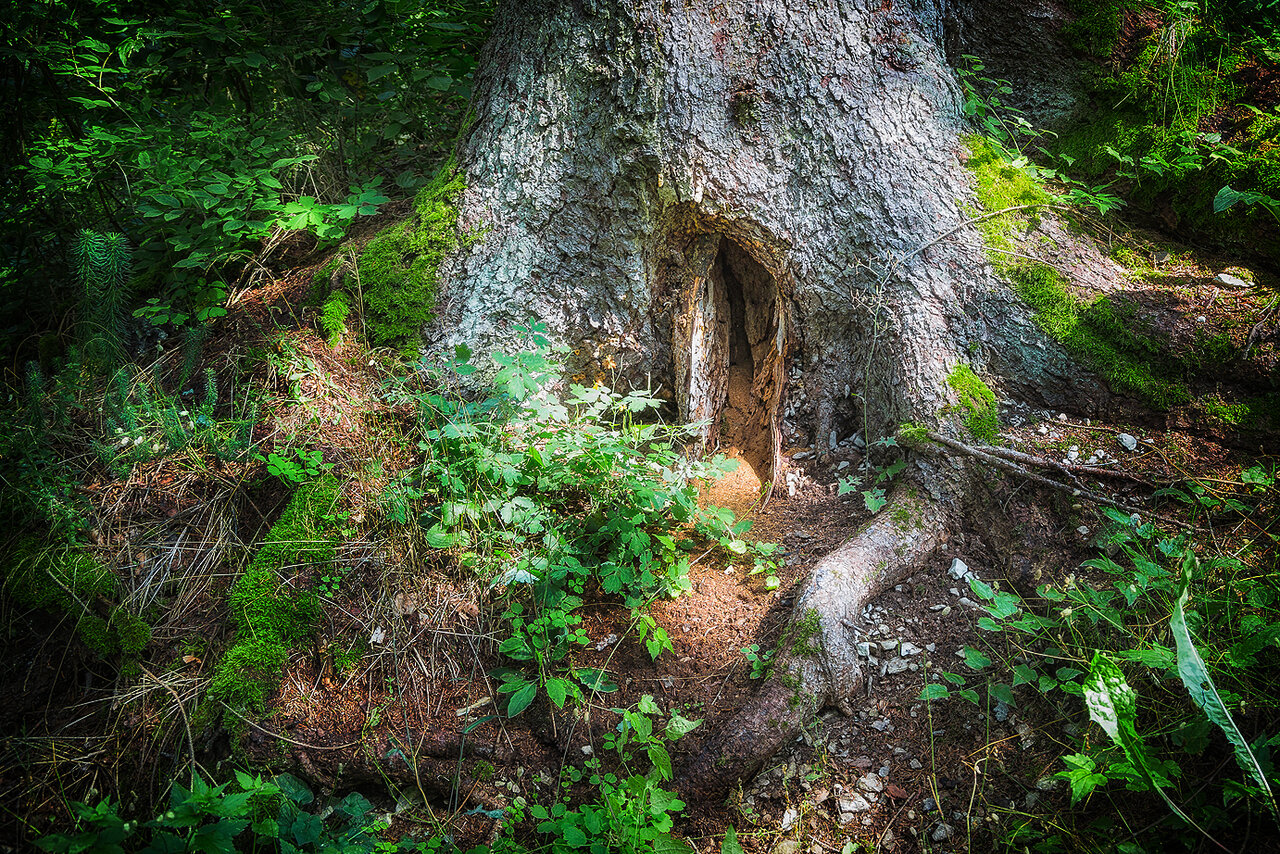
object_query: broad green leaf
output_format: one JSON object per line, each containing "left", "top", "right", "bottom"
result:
{"left": 506, "top": 682, "right": 536, "bottom": 717}
{"left": 918, "top": 683, "right": 950, "bottom": 701}
{"left": 648, "top": 743, "right": 673, "bottom": 780}
{"left": 721, "top": 826, "right": 745, "bottom": 854}
{"left": 1170, "top": 553, "right": 1277, "bottom": 817}
{"left": 962, "top": 647, "right": 991, "bottom": 670}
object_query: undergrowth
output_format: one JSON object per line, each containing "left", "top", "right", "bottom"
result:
{"left": 921, "top": 465, "right": 1280, "bottom": 851}
{"left": 385, "top": 322, "right": 778, "bottom": 717}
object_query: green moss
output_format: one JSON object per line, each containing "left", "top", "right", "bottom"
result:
{"left": 112, "top": 609, "right": 152, "bottom": 655}
{"left": 309, "top": 256, "right": 342, "bottom": 304}
{"left": 946, "top": 365, "right": 999, "bottom": 442}
{"left": 966, "top": 139, "right": 1195, "bottom": 410}
{"left": 355, "top": 166, "right": 466, "bottom": 354}
{"left": 1197, "top": 392, "right": 1280, "bottom": 431}
{"left": 787, "top": 609, "right": 823, "bottom": 658}
{"left": 966, "top": 136, "right": 1054, "bottom": 258}
{"left": 0, "top": 540, "right": 143, "bottom": 658}
{"left": 1008, "top": 265, "right": 1189, "bottom": 408}
{"left": 211, "top": 475, "right": 341, "bottom": 711}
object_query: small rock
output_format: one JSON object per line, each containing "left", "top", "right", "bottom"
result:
{"left": 947, "top": 558, "right": 970, "bottom": 580}
{"left": 994, "top": 700, "right": 1010, "bottom": 722}
{"left": 899, "top": 642, "right": 922, "bottom": 657}
{"left": 885, "top": 657, "right": 910, "bottom": 675}
{"left": 910, "top": 759, "right": 923, "bottom": 770}
{"left": 1117, "top": 433, "right": 1138, "bottom": 451}
{"left": 871, "top": 719, "right": 889, "bottom": 732}
{"left": 958, "top": 597, "right": 978, "bottom": 609}
{"left": 780, "top": 807, "right": 799, "bottom": 831}
{"left": 1037, "top": 424, "right": 1048, "bottom": 435}
{"left": 581, "top": 745, "right": 593, "bottom": 755}
{"left": 949, "top": 587, "right": 960, "bottom": 596}
{"left": 856, "top": 642, "right": 873, "bottom": 658}
{"left": 1216, "top": 272, "right": 1250, "bottom": 288}
{"left": 932, "top": 823, "right": 955, "bottom": 842}
{"left": 1196, "top": 315, "right": 1207, "bottom": 323}
{"left": 857, "top": 773, "right": 884, "bottom": 793}
{"left": 837, "top": 794, "right": 872, "bottom": 821}
{"left": 772, "top": 840, "right": 800, "bottom": 854}
{"left": 1077, "top": 525, "right": 1090, "bottom": 536}
{"left": 837, "top": 460, "right": 850, "bottom": 470}
{"left": 925, "top": 643, "right": 936, "bottom": 653}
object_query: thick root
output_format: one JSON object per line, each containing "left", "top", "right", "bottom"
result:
{"left": 678, "top": 486, "right": 950, "bottom": 799}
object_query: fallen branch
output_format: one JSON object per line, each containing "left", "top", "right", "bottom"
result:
{"left": 920, "top": 431, "right": 1196, "bottom": 531}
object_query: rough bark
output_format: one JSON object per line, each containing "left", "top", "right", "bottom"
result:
{"left": 430, "top": 0, "right": 1091, "bottom": 795}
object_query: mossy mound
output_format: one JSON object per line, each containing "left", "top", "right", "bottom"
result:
{"left": 966, "top": 136, "right": 1193, "bottom": 410}
{"left": 946, "top": 364, "right": 1000, "bottom": 442}
{"left": 210, "top": 475, "right": 342, "bottom": 711}
{"left": 0, "top": 539, "right": 153, "bottom": 658}
{"left": 351, "top": 167, "right": 466, "bottom": 354}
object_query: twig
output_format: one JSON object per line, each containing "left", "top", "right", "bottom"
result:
{"left": 978, "top": 443, "right": 1153, "bottom": 486}
{"left": 217, "top": 702, "right": 363, "bottom": 750}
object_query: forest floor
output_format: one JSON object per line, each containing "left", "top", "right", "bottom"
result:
{"left": 2, "top": 216, "right": 1277, "bottom": 854}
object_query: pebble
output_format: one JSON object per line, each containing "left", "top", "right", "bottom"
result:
{"left": 1077, "top": 525, "right": 1090, "bottom": 536}
{"left": 958, "top": 597, "right": 978, "bottom": 609}
{"left": 947, "top": 558, "right": 970, "bottom": 580}
{"left": 885, "top": 657, "right": 910, "bottom": 675}
{"left": 772, "top": 840, "right": 800, "bottom": 854}
{"left": 780, "top": 807, "right": 799, "bottom": 831}
{"left": 925, "top": 643, "right": 936, "bottom": 653}
{"left": 900, "top": 642, "right": 922, "bottom": 656}
{"left": 857, "top": 773, "right": 884, "bottom": 793}
{"left": 837, "top": 794, "right": 871, "bottom": 820}
{"left": 1117, "top": 433, "right": 1138, "bottom": 451}
{"left": 1216, "top": 272, "right": 1250, "bottom": 288}
{"left": 932, "top": 823, "right": 955, "bottom": 842}
{"left": 910, "top": 759, "right": 923, "bottom": 770}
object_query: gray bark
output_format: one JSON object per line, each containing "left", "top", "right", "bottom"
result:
{"left": 429, "top": 0, "right": 1092, "bottom": 795}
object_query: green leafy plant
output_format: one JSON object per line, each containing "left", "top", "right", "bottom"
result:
{"left": 516, "top": 695, "right": 701, "bottom": 854}
{"left": 258, "top": 445, "right": 333, "bottom": 485}
{"left": 923, "top": 464, "right": 1280, "bottom": 847}
{"left": 36, "top": 771, "right": 428, "bottom": 853}
{"left": 389, "top": 322, "right": 769, "bottom": 717}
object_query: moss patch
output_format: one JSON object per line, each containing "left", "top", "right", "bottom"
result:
{"left": 946, "top": 364, "right": 999, "bottom": 442}
{"left": 787, "top": 609, "right": 823, "bottom": 658}
{"left": 353, "top": 166, "right": 466, "bottom": 354}
{"left": 0, "top": 539, "right": 147, "bottom": 658}
{"left": 966, "top": 137, "right": 1192, "bottom": 410}
{"left": 210, "top": 475, "right": 342, "bottom": 711}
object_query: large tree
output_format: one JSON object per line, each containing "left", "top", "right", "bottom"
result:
{"left": 430, "top": 0, "right": 1100, "bottom": 794}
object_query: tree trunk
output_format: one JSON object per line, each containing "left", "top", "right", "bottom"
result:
{"left": 431, "top": 0, "right": 1090, "bottom": 794}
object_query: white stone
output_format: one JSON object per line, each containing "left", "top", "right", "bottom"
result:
{"left": 857, "top": 773, "right": 884, "bottom": 793}
{"left": 1117, "top": 433, "right": 1138, "bottom": 451}
{"left": 947, "top": 558, "right": 970, "bottom": 580}
{"left": 1216, "top": 272, "right": 1250, "bottom": 288}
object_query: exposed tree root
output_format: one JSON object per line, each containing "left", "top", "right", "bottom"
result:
{"left": 678, "top": 486, "right": 950, "bottom": 800}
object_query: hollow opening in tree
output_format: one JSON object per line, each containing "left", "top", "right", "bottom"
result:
{"left": 678, "top": 234, "right": 787, "bottom": 510}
